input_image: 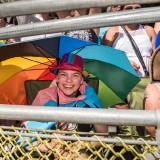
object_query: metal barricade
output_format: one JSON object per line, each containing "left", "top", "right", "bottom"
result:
{"left": 0, "top": 106, "right": 159, "bottom": 159}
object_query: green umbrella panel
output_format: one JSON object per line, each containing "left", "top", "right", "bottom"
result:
{"left": 72, "top": 44, "right": 140, "bottom": 108}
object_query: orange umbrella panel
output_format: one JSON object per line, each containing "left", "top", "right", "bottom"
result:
{"left": 0, "top": 57, "right": 56, "bottom": 105}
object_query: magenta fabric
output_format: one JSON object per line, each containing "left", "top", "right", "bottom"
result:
{"left": 52, "top": 53, "right": 85, "bottom": 74}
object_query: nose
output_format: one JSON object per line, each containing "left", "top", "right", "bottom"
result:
{"left": 66, "top": 75, "right": 72, "bottom": 82}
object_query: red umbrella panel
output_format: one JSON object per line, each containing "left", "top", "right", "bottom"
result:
{"left": 0, "top": 57, "right": 56, "bottom": 105}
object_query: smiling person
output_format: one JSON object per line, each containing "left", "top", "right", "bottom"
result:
{"left": 32, "top": 53, "right": 105, "bottom": 113}
{"left": 31, "top": 52, "right": 107, "bottom": 146}
{"left": 33, "top": 53, "right": 107, "bottom": 133}
{"left": 29, "top": 53, "right": 108, "bottom": 158}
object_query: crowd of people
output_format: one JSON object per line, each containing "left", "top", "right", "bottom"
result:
{"left": 0, "top": 2, "right": 160, "bottom": 159}
{"left": 1, "top": 2, "right": 160, "bottom": 143}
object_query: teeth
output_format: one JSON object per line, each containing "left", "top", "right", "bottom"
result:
{"left": 64, "top": 85, "right": 72, "bottom": 88}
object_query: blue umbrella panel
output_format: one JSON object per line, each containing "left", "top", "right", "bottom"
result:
{"left": 0, "top": 35, "right": 93, "bottom": 62}
{"left": 71, "top": 44, "right": 140, "bottom": 107}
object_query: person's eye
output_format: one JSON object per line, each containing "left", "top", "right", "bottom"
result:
{"left": 60, "top": 73, "right": 66, "bottom": 77}
{"left": 73, "top": 74, "right": 80, "bottom": 78}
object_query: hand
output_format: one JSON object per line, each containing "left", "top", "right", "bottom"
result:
{"left": 5, "top": 38, "right": 15, "bottom": 44}
{"left": 25, "top": 140, "right": 56, "bottom": 152}
{"left": 38, "top": 139, "right": 57, "bottom": 152}
{"left": 115, "top": 103, "right": 129, "bottom": 109}
{"left": 130, "top": 60, "right": 140, "bottom": 71}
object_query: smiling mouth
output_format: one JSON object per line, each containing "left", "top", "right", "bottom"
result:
{"left": 64, "top": 85, "right": 73, "bottom": 88}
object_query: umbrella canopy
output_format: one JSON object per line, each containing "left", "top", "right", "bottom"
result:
{"left": 0, "top": 35, "right": 140, "bottom": 107}
{"left": 71, "top": 44, "right": 140, "bottom": 106}
{"left": 0, "top": 35, "right": 93, "bottom": 62}
{"left": 0, "top": 35, "right": 93, "bottom": 105}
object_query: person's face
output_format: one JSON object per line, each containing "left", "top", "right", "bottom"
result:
{"left": 56, "top": 69, "right": 83, "bottom": 97}
{"left": 123, "top": 4, "right": 141, "bottom": 10}
{"left": 71, "top": 9, "right": 87, "bottom": 17}
{"left": 0, "top": 18, "right": 6, "bottom": 27}
{"left": 111, "top": 5, "right": 121, "bottom": 12}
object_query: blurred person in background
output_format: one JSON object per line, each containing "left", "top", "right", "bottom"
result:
{"left": 16, "top": 13, "right": 62, "bottom": 42}
{"left": 154, "top": 22, "right": 160, "bottom": 34}
{"left": 102, "top": 4, "right": 156, "bottom": 112}
{"left": 64, "top": 9, "right": 98, "bottom": 43}
{"left": 144, "top": 81, "right": 160, "bottom": 137}
{"left": 102, "top": 4, "right": 156, "bottom": 77}
{"left": 57, "top": 7, "right": 101, "bottom": 41}
{"left": 0, "top": 17, "right": 18, "bottom": 45}
{"left": 98, "top": 5, "right": 122, "bottom": 44}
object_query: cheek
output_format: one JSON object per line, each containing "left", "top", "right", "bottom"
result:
{"left": 73, "top": 80, "right": 83, "bottom": 89}
{"left": 56, "top": 77, "right": 65, "bottom": 83}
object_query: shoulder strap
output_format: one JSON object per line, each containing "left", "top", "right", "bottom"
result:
{"left": 121, "top": 26, "right": 149, "bottom": 77}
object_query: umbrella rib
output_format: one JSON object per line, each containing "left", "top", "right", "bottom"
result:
{"left": 23, "top": 68, "right": 49, "bottom": 71}
{"left": 74, "top": 46, "right": 85, "bottom": 54}
{"left": 21, "top": 56, "right": 54, "bottom": 67}
{"left": 33, "top": 44, "right": 53, "bottom": 63}
{"left": 85, "top": 60, "right": 96, "bottom": 63}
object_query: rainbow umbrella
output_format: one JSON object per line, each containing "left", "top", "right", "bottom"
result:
{"left": 0, "top": 35, "right": 140, "bottom": 107}
{"left": 0, "top": 35, "right": 93, "bottom": 105}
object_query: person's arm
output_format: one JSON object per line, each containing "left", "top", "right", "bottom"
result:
{"left": 154, "top": 22, "right": 160, "bottom": 34}
{"left": 129, "top": 60, "right": 140, "bottom": 71}
{"left": 87, "top": 124, "right": 108, "bottom": 148}
{"left": 89, "top": 8, "right": 102, "bottom": 36}
{"left": 145, "top": 25, "right": 156, "bottom": 53}
{"left": 101, "top": 26, "right": 119, "bottom": 47}
{"left": 94, "top": 124, "right": 108, "bottom": 133}
{"left": 41, "top": 13, "right": 50, "bottom": 21}
{"left": 144, "top": 84, "right": 160, "bottom": 111}
{"left": 56, "top": 11, "right": 71, "bottom": 19}
{"left": 144, "top": 83, "right": 160, "bottom": 137}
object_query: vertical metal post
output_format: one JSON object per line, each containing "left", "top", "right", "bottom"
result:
{"left": 107, "top": 108, "right": 117, "bottom": 134}
{"left": 156, "top": 110, "right": 160, "bottom": 151}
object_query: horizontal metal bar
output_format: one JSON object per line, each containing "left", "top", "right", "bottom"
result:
{"left": 0, "top": 130, "right": 157, "bottom": 146}
{"left": 0, "top": 104, "right": 158, "bottom": 126}
{"left": 0, "top": 0, "right": 159, "bottom": 18}
{"left": 0, "top": 6, "right": 160, "bottom": 39}
{"left": 1, "top": 126, "right": 109, "bottom": 136}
